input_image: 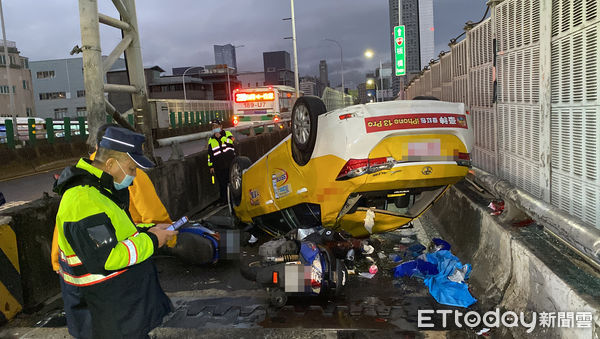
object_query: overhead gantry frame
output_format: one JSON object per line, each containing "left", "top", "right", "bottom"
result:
{"left": 78, "top": 0, "right": 153, "bottom": 156}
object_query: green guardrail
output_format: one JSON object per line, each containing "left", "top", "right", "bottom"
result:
{"left": 45, "top": 118, "right": 54, "bottom": 144}
{"left": 3, "top": 119, "right": 14, "bottom": 149}
{"left": 78, "top": 117, "right": 87, "bottom": 140}
{"left": 177, "top": 112, "right": 183, "bottom": 128}
{"left": 27, "top": 118, "right": 36, "bottom": 145}
{"left": 170, "top": 112, "right": 176, "bottom": 128}
{"left": 64, "top": 117, "right": 71, "bottom": 142}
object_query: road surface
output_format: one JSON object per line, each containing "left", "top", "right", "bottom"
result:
{"left": 0, "top": 206, "right": 485, "bottom": 337}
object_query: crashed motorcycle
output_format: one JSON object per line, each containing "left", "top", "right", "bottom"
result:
{"left": 240, "top": 228, "right": 364, "bottom": 307}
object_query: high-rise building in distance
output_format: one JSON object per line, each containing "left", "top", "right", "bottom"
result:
{"left": 263, "top": 51, "right": 294, "bottom": 87}
{"left": 214, "top": 44, "right": 237, "bottom": 71}
{"left": 388, "top": 0, "right": 434, "bottom": 96}
{"left": 319, "top": 60, "right": 329, "bottom": 87}
{"left": 318, "top": 60, "right": 329, "bottom": 96}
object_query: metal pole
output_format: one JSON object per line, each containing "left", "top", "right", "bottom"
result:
{"left": 538, "top": 0, "right": 552, "bottom": 202}
{"left": 340, "top": 44, "right": 344, "bottom": 102}
{"left": 121, "top": 0, "right": 153, "bottom": 157}
{"left": 472, "top": 167, "right": 600, "bottom": 270}
{"left": 183, "top": 66, "right": 203, "bottom": 101}
{"left": 182, "top": 66, "right": 202, "bottom": 115}
{"left": 379, "top": 59, "right": 383, "bottom": 102}
{"left": 290, "top": 0, "right": 300, "bottom": 97}
{"left": 182, "top": 67, "right": 190, "bottom": 102}
{"left": 78, "top": 0, "right": 106, "bottom": 147}
{"left": 226, "top": 67, "right": 231, "bottom": 101}
{"left": 0, "top": 0, "right": 16, "bottom": 135}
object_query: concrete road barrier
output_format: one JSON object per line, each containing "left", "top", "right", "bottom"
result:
{"left": 425, "top": 181, "right": 600, "bottom": 338}
{"left": 0, "top": 197, "right": 60, "bottom": 314}
{"left": 0, "top": 216, "right": 24, "bottom": 324}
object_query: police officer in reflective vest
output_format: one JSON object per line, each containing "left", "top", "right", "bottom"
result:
{"left": 207, "top": 119, "right": 236, "bottom": 205}
{"left": 54, "top": 127, "right": 176, "bottom": 338}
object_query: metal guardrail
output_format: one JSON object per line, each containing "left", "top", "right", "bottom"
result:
{"left": 156, "top": 119, "right": 290, "bottom": 148}
{"left": 0, "top": 116, "right": 132, "bottom": 148}
{"left": 472, "top": 167, "right": 600, "bottom": 270}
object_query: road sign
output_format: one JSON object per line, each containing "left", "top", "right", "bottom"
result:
{"left": 394, "top": 25, "right": 406, "bottom": 76}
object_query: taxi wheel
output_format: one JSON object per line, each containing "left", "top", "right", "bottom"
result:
{"left": 230, "top": 156, "right": 252, "bottom": 206}
{"left": 291, "top": 96, "right": 327, "bottom": 166}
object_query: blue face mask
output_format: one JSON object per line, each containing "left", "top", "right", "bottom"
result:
{"left": 212, "top": 127, "right": 221, "bottom": 134}
{"left": 113, "top": 160, "right": 135, "bottom": 190}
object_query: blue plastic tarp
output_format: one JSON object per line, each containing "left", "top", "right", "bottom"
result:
{"left": 423, "top": 250, "right": 476, "bottom": 307}
{"left": 393, "top": 259, "right": 439, "bottom": 279}
{"left": 393, "top": 248, "right": 477, "bottom": 308}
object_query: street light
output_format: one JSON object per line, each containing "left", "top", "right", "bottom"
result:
{"left": 182, "top": 66, "right": 204, "bottom": 102}
{"left": 364, "top": 49, "right": 384, "bottom": 102}
{"left": 366, "top": 78, "right": 378, "bottom": 102}
{"left": 324, "top": 38, "right": 344, "bottom": 106}
{"left": 228, "top": 45, "right": 245, "bottom": 101}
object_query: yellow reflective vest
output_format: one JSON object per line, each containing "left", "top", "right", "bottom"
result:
{"left": 207, "top": 130, "right": 235, "bottom": 169}
{"left": 55, "top": 158, "right": 157, "bottom": 286}
{"left": 50, "top": 154, "right": 173, "bottom": 272}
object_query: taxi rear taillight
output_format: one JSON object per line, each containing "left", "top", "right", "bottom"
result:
{"left": 336, "top": 157, "right": 394, "bottom": 180}
{"left": 455, "top": 151, "right": 471, "bottom": 167}
{"left": 233, "top": 116, "right": 239, "bottom": 126}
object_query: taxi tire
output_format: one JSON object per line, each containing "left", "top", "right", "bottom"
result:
{"left": 291, "top": 96, "right": 327, "bottom": 166}
{"left": 230, "top": 156, "right": 252, "bottom": 206}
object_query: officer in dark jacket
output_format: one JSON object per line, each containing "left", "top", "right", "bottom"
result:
{"left": 54, "top": 127, "right": 176, "bottom": 338}
{"left": 207, "top": 119, "right": 236, "bottom": 205}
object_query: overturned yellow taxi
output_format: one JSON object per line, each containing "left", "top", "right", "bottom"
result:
{"left": 229, "top": 96, "right": 473, "bottom": 237}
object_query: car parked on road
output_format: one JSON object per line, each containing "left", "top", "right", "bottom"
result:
{"left": 229, "top": 96, "right": 473, "bottom": 237}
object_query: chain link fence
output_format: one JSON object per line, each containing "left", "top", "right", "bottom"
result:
{"left": 405, "top": 0, "right": 599, "bottom": 229}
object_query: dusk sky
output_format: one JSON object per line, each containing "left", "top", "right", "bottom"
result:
{"left": 3, "top": 0, "right": 488, "bottom": 88}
